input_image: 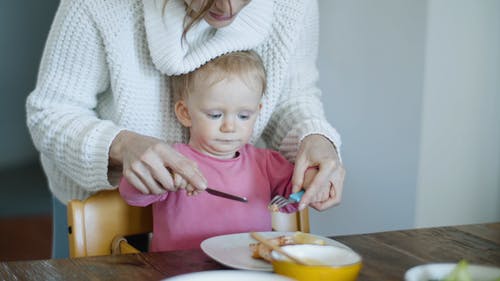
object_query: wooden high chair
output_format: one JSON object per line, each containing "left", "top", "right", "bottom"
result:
{"left": 67, "top": 189, "right": 309, "bottom": 258}
{"left": 67, "top": 189, "right": 152, "bottom": 258}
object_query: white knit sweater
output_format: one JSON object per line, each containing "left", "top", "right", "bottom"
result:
{"left": 26, "top": 0, "right": 341, "bottom": 203}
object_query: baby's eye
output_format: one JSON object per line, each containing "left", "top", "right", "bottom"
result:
{"left": 238, "top": 113, "right": 251, "bottom": 120}
{"left": 206, "top": 112, "right": 222, "bottom": 119}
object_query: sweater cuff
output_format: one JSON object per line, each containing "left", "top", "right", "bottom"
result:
{"left": 85, "top": 121, "right": 125, "bottom": 189}
{"left": 279, "top": 119, "right": 342, "bottom": 163}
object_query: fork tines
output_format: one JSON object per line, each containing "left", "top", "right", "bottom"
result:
{"left": 269, "top": 195, "right": 295, "bottom": 209}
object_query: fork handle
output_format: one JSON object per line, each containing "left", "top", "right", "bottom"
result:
{"left": 289, "top": 190, "right": 305, "bottom": 202}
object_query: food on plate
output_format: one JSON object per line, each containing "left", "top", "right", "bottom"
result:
{"left": 268, "top": 203, "right": 280, "bottom": 212}
{"left": 440, "top": 260, "right": 471, "bottom": 281}
{"left": 249, "top": 232, "right": 326, "bottom": 262}
{"left": 292, "top": 232, "right": 325, "bottom": 245}
{"left": 427, "top": 260, "right": 500, "bottom": 281}
{"left": 427, "top": 260, "right": 475, "bottom": 281}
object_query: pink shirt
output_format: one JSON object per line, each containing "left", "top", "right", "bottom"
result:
{"left": 119, "top": 143, "right": 297, "bottom": 252}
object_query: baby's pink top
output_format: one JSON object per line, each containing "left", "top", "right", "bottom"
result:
{"left": 119, "top": 143, "right": 297, "bottom": 252}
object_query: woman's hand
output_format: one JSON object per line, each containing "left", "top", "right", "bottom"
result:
{"left": 292, "top": 134, "right": 345, "bottom": 211}
{"left": 110, "top": 130, "right": 207, "bottom": 195}
{"left": 171, "top": 171, "right": 202, "bottom": 196}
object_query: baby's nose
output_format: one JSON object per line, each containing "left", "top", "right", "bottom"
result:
{"left": 220, "top": 117, "right": 235, "bottom": 132}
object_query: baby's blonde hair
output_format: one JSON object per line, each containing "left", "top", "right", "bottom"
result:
{"left": 170, "top": 50, "right": 267, "bottom": 100}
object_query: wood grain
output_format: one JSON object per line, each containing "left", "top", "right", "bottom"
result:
{"left": 0, "top": 223, "right": 498, "bottom": 281}
{"left": 336, "top": 224, "right": 500, "bottom": 281}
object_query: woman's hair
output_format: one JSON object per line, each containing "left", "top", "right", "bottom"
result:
{"left": 170, "top": 50, "right": 267, "bottom": 99}
{"left": 163, "top": 0, "right": 233, "bottom": 42}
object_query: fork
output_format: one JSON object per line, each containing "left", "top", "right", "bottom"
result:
{"left": 268, "top": 190, "right": 305, "bottom": 210}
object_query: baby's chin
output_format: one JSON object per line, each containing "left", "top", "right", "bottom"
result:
{"left": 190, "top": 139, "right": 245, "bottom": 159}
{"left": 194, "top": 145, "right": 240, "bottom": 159}
{"left": 206, "top": 149, "right": 240, "bottom": 159}
{"left": 206, "top": 143, "right": 244, "bottom": 158}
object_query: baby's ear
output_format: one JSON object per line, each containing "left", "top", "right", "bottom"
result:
{"left": 174, "top": 100, "right": 192, "bottom": 127}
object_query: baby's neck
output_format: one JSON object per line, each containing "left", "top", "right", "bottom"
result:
{"left": 187, "top": 142, "right": 240, "bottom": 160}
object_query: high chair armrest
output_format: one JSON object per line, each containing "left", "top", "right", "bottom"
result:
{"left": 111, "top": 235, "right": 141, "bottom": 255}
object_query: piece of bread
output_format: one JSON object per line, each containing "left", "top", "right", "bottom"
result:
{"left": 250, "top": 232, "right": 325, "bottom": 262}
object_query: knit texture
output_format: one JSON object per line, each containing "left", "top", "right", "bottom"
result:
{"left": 26, "top": 0, "right": 341, "bottom": 203}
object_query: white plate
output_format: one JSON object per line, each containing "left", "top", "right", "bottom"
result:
{"left": 163, "top": 270, "right": 295, "bottom": 281}
{"left": 200, "top": 231, "right": 352, "bottom": 271}
{"left": 405, "top": 263, "right": 500, "bottom": 281}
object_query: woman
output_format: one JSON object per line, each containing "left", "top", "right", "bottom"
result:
{"left": 26, "top": 0, "right": 345, "bottom": 257}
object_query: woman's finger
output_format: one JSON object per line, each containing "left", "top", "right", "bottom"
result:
{"left": 166, "top": 154, "right": 207, "bottom": 191}
{"left": 309, "top": 183, "right": 340, "bottom": 211}
{"left": 291, "top": 157, "right": 309, "bottom": 193}
{"left": 123, "top": 169, "right": 149, "bottom": 194}
{"left": 143, "top": 154, "right": 175, "bottom": 192}
{"left": 173, "top": 173, "right": 187, "bottom": 190}
{"left": 309, "top": 167, "right": 345, "bottom": 211}
{"left": 130, "top": 161, "right": 166, "bottom": 194}
{"left": 298, "top": 164, "right": 333, "bottom": 210}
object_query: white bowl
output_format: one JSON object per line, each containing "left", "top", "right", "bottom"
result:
{"left": 271, "top": 244, "right": 361, "bottom": 266}
{"left": 405, "top": 263, "right": 500, "bottom": 281}
{"left": 162, "top": 270, "right": 295, "bottom": 281}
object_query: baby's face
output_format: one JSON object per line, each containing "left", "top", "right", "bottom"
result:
{"left": 184, "top": 74, "right": 262, "bottom": 159}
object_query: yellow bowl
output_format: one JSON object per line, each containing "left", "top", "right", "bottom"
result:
{"left": 271, "top": 244, "right": 362, "bottom": 281}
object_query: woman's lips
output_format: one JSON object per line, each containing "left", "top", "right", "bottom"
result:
{"left": 209, "top": 11, "right": 234, "bottom": 21}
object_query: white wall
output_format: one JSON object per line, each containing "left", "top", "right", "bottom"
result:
{"left": 313, "top": 0, "right": 500, "bottom": 235}
{"left": 415, "top": 0, "right": 500, "bottom": 227}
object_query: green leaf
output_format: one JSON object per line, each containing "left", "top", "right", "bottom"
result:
{"left": 444, "top": 260, "right": 472, "bottom": 281}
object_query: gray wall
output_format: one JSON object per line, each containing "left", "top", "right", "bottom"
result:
{"left": 313, "top": 0, "right": 427, "bottom": 235}
{"left": 415, "top": 0, "right": 500, "bottom": 227}
{"left": 0, "top": 0, "right": 59, "bottom": 169}
{"left": 312, "top": 0, "right": 500, "bottom": 235}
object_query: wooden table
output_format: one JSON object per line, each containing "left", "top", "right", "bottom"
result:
{"left": 1, "top": 223, "right": 499, "bottom": 280}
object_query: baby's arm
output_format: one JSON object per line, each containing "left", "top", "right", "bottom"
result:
{"left": 119, "top": 177, "right": 167, "bottom": 207}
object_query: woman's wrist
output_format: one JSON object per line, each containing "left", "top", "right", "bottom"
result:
{"left": 303, "top": 134, "right": 338, "bottom": 155}
{"left": 109, "top": 130, "right": 130, "bottom": 167}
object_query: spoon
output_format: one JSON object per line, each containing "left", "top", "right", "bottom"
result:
{"left": 250, "top": 232, "right": 311, "bottom": 266}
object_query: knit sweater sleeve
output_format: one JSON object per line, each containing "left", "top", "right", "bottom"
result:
{"left": 262, "top": 0, "right": 342, "bottom": 162}
{"left": 26, "top": 0, "right": 122, "bottom": 192}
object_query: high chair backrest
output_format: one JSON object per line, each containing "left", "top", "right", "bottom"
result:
{"left": 67, "top": 189, "right": 153, "bottom": 258}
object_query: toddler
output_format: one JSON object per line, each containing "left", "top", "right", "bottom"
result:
{"left": 119, "top": 51, "right": 317, "bottom": 251}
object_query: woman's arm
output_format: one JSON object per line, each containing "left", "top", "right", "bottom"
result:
{"left": 263, "top": 0, "right": 344, "bottom": 210}
{"left": 26, "top": 0, "right": 119, "bottom": 193}
{"left": 263, "top": 0, "right": 341, "bottom": 155}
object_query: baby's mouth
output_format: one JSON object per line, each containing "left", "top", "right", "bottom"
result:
{"left": 216, "top": 139, "right": 240, "bottom": 144}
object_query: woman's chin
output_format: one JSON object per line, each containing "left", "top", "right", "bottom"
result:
{"left": 205, "top": 16, "right": 235, "bottom": 29}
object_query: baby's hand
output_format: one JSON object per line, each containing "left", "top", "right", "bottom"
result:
{"left": 171, "top": 172, "right": 201, "bottom": 196}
